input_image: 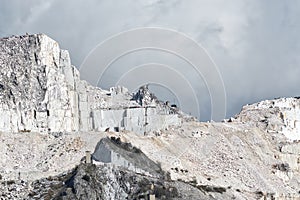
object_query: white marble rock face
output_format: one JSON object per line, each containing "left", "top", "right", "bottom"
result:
{"left": 236, "top": 97, "right": 300, "bottom": 140}
{"left": 0, "top": 34, "right": 181, "bottom": 134}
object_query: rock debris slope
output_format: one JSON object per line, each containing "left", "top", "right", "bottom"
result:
{"left": 0, "top": 34, "right": 300, "bottom": 200}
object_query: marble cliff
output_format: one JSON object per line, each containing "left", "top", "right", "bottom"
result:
{"left": 0, "top": 34, "right": 180, "bottom": 134}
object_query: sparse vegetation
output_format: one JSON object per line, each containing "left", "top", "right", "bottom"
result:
{"left": 196, "top": 185, "right": 226, "bottom": 194}
{"left": 255, "top": 191, "right": 264, "bottom": 198}
{"left": 272, "top": 162, "right": 290, "bottom": 172}
{"left": 82, "top": 174, "right": 90, "bottom": 182}
{"left": 6, "top": 180, "right": 15, "bottom": 185}
{"left": 110, "top": 136, "right": 142, "bottom": 154}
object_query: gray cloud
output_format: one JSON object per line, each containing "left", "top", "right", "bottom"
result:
{"left": 1, "top": 0, "right": 299, "bottom": 120}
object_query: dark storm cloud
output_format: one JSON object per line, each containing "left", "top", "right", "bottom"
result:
{"left": 1, "top": 0, "right": 299, "bottom": 120}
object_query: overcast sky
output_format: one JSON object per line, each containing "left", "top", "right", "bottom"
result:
{"left": 1, "top": 0, "right": 300, "bottom": 121}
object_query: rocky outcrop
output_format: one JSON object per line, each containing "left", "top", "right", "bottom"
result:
{"left": 0, "top": 154, "right": 237, "bottom": 200}
{"left": 92, "top": 137, "right": 162, "bottom": 176}
{"left": 132, "top": 85, "right": 163, "bottom": 108}
{"left": 48, "top": 163, "right": 237, "bottom": 200}
{"left": 0, "top": 34, "right": 180, "bottom": 134}
{"left": 235, "top": 97, "right": 300, "bottom": 141}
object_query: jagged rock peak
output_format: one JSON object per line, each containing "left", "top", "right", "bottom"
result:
{"left": 132, "top": 85, "right": 159, "bottom": 106}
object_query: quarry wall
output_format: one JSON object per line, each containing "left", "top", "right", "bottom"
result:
{"left": 0, "top": 34, "right": 180, "bottom": 134}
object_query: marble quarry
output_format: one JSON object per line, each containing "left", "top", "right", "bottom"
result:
{"left": 236, "top": 97, "right": 300, "bottom": 140}
{"left": 0, "top": 34, "right": 181, "bottom": 134}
